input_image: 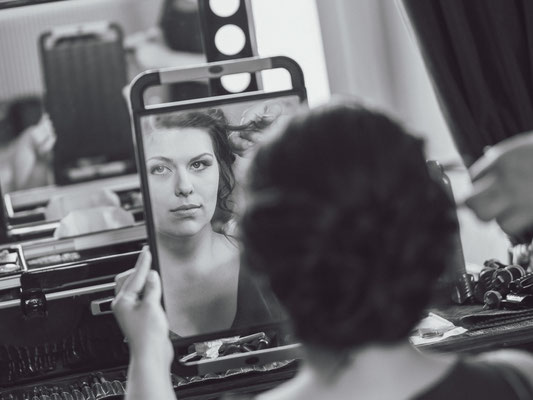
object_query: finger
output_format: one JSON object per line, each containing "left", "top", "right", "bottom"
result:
{"left": 230, "top": 130, "right": 254, "bottom": 143}
{"left": 122, "top": 247, "right": 152, "bottom": 293}
{"left": 496, "top": 207, "right": 533, "bottom": 237}
{"left": 43, "top": 119, "right": 56, "bottom": 139}
{"left": 32, "top": 122, "right": 54, "bottom": 149}
{"left": 229, "top": 136, "right": 254, "bottom": 156}
{"left": 36, "top": 113, "right": 50, "bottom": 128}
{"left": 41, "top": 135, "right": 56, "bottom": 152}
{"left": 35, "top": 134, "right": 56, "bottom": 156}
{"left": 114, "top": 269, "right": 134, "bottom": 295}
{"left": 466, "top": 191, "right": 508, "bottom": 221}
{"left": 229, "top": 133, "right": 250, "bottom": 148}
{"left": 112, "top": 273, "right": 137, "bottom": 310}
{"left": 236, "top": 137, "right": 255, "bottom": 150}
{"left": 143, "top": 270, "right": 162, "bottom": 304}
{"left": 468, "top": 134, "right": 531, "bottom": 181}
{"left": 112, "top": 290, "right": 140, "bottom": 310}
{"left": 121, "top": 247, "right": 152, "bottom": 295}
{"left": 242, "top": 131, "right": 263, "bottom": 143}
{"left": 464, "top": 175, "right": 509, "bottom": 221}
{"left": 469, "top": 151, "right": 500, "bottom": 182}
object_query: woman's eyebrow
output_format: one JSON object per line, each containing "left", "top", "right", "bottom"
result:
{"left": 190, "top": 153, "right": 214, "bottom": 162}
{"left": 147, "top": 156, "right": 174, "bottom": 163}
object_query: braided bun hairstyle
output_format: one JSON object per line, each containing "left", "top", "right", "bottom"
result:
{"left": 240, "top": 101, "right": 457, "bottom": 350}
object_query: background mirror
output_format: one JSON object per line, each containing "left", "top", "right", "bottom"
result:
{"left": 0, "top": 0, "right": 206, "bottom": 238}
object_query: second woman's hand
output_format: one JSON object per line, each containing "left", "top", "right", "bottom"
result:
{"left": 113, "top": 247, "right": 173, "bottom": 362}
{"left": 465, "top": 132, "right": 533, "bottom": 237}
{"left": 228, "top": 130, "right": 262, "bottom": 158}
{"left": 112, "top": 247, "right": 177, "bottom": 400}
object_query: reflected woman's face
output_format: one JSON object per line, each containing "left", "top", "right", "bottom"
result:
{"left": 145, "top": 127, "right": 220, "bottom": 238}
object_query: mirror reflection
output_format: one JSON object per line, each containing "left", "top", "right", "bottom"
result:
{"left": 0, "top": 0, "right": 205, "bottom": 240}
{"left": 140, "top": 96, "right": 301, "bottom": 337}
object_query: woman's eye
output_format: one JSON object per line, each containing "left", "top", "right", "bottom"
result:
{"left": 150, "top": 165, "right": 171, "bottom": 175}
{"left": 191, "top": 161, "right": 209, "bottom": 171}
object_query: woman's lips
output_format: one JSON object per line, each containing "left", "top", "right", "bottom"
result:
{"left": 169, "top": 204, "right": 201, "bottom": 217}
{"left": 170, "top": 204, "right": 201, "bottom": 212}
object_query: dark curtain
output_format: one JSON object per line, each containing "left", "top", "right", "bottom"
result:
{"left": 402, "top": 0, "right": 533, "bottom": 167}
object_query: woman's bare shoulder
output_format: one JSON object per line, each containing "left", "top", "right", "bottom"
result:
{"left": 472, "top": 349, "right": 533, "bottom": 382}
{"left": 212, "top": 232, "right": 240, "bottom": 271}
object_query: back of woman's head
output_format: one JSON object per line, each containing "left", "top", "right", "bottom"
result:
{"left": 241, "top": 101, "right": 457, "bottom": 351}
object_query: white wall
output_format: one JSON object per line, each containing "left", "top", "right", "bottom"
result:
{"left": 250, "top": 0, "right": 330, "bottom": 106}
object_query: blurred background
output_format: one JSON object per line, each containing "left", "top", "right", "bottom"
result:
{"left": 0, "top": 0, "right": 509, "bottom": 264}
{"left": 260, "top": 0, "right": 509, "bottom": 267}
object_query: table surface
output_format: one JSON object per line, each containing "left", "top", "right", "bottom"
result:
{"left": 418, "top": 304, "right": 533, "bottom": 353}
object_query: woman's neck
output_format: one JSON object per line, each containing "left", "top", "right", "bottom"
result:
{"left": 155, "top": 226, "right": 240, "bottom": 336}
{"left": 157, "top": 225, "right": 215, "bottom": 264}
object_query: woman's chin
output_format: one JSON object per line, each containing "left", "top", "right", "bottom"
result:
{"left": 160, "top": 221, "right": 209, "bottom": 239}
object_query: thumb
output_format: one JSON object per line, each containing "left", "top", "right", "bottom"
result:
{"left": 143, "top": 270, "right": 162, "bottom": 304}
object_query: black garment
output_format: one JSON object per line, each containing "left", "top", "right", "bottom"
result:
{"left": 169, "top": 265, "right": 284, "bottom": 339}
{"left": 222, "top": 358, "right": 533, "bottom": 400}
{"left": 231, "top": 265, "right": 284, "bottom": 329}
{"left": 402, "top": 1, "right": 533, "bottom": 168}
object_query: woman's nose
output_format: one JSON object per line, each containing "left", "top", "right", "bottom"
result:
{"left": 174, "top": 170, "right": 193, "bottom": 196}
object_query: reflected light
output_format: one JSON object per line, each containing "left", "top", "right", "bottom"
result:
{"left": 220, "top": 72, "right": 252, "bottom": 93}
{"left": 214, "top": 24, "right": 246, "bottom": 56}
{"left": 209, "top": 0, "right": 241, "bottom": 17}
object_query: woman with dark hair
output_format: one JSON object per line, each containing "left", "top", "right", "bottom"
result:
{"left": 136, "top": 108, "right": 281, "bottom": 337}
{"left": 114, "top": 101, "right": 533, "bottom": 399}
{"left": 144, "top": 110, "right": 237, "bottom": 232}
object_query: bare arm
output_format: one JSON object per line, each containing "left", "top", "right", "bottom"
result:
{"left": 113, "top": 248, "right": 177, "bottom": 400}
{"left": 126, "top": 354, "right": 176, "bottom": 400}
